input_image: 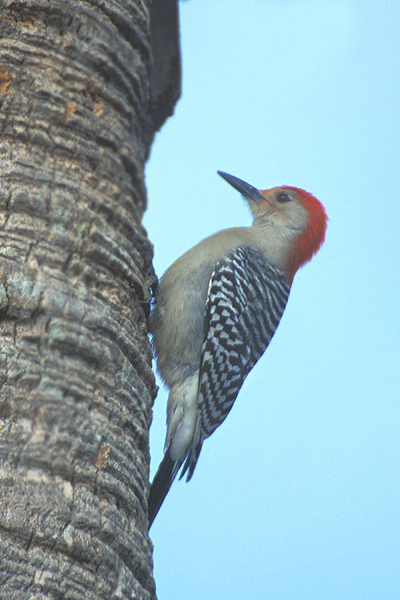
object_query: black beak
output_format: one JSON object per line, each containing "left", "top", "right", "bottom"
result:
{"left": 217, "top": 171, "right": 263, "bottom": 202}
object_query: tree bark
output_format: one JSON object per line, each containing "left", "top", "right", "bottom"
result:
{"left": 0, "top": 1, "right": 180, "bottom": 598}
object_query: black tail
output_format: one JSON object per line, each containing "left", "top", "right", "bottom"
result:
{"left": 148, "top": 450, "right": 182, "bottom": 529}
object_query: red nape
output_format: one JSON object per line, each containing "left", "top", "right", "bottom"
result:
{"left": 283, "top": 186, "right": 328, "bottom": 281}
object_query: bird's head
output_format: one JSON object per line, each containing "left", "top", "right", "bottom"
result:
{"left": 218, "top": 171, "right": 328, "bottom": 281}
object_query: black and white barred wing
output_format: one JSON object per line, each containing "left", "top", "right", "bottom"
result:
{"left": 199, "top": 246, "right": 291, "bottom": 435}
{"left": 182, "top": 246, "right": 291, "bottom": 481}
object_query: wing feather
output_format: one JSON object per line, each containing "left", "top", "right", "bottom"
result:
{"left": 181, "top": 246, "right": 291, "bottom": 480}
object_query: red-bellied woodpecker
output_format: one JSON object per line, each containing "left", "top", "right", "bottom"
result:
{"left": 148, "top": 171, "right": 327, "bottom": 528}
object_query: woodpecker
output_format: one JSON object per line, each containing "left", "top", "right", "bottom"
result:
{"left": 148, "top": 171, "right": 327, "bottom": 528}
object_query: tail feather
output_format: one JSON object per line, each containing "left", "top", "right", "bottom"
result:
{"left": 179, "top": 419, "right": 205, "bottom": 482}
{"left": 148, "top": 450, "right": 182, "bottom": 529}
{"left": 179, "top": 438, "right": 203, "bottom": 482}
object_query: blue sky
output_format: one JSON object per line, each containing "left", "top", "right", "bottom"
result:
{"left": 144, "top": 1, "right": 400, "bottom": 598}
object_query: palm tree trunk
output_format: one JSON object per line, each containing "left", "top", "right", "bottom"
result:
{"left": 0, "top": 1, "right": 180, "bottom": 597}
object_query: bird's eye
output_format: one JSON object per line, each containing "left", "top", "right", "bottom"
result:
{"left": 276, "top": 192, "right": 291, "bottom": 203}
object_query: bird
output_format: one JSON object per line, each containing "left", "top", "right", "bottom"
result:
{"left": 148, "top": 170, "right": 327, "bottom": 528}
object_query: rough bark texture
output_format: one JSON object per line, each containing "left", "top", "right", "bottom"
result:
{"left": 0, "top": 0, "right": 180, "bottom": 598}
